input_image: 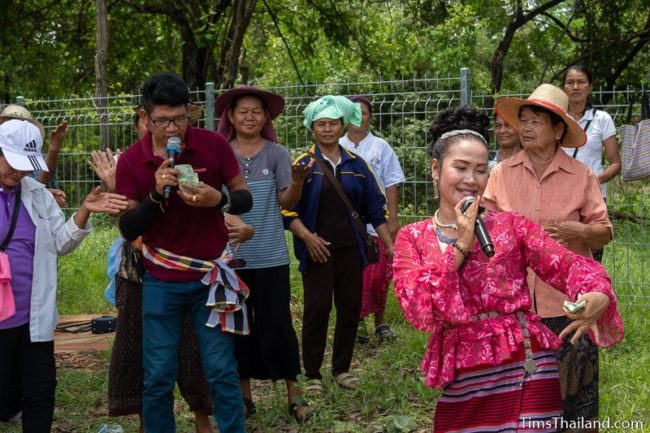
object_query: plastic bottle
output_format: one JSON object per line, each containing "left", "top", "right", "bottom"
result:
{"left": 98, "top": 423, "right": 124, "bottom": 433}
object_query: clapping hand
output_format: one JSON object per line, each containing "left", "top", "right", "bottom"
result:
{"left": 81, "top": 186, "right": 128, "bottom": 216}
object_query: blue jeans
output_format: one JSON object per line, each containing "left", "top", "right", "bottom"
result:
{"left": 142, "top": 274, "right": 245, "bottom": 433}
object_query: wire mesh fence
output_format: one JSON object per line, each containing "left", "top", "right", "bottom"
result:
{"left": 4, "top": 71, "right": 648, "bottom": 306}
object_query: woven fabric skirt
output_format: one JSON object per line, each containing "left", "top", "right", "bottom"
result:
{"left": 433, "top": 341, "right": 561, "bottom": 433}
{"left": 542, "top": 316, "right": 599, "bottom": 433}
{"left": 108, "top": 276, "right": 212, "bottom": 416}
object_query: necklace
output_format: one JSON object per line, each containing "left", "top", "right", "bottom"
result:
{"left": 434, "top": 225, "right": 457, "bottom": 245}
{"left": 233, "top": 137, "right": 264, "bottom": 159}
{"left": 434, "top": 210, "right": 457, "bottom": 230}
{"left": 152, "top": 141, "right": 165, "bottom": 158}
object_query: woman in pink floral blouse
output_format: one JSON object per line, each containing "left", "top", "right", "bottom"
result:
{"left": 392, "top": 107, "right": 623, "bottom": 432}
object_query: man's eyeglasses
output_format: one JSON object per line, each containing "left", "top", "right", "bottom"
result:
{"left": 148, "top": 114, "right": 190, "bottom": 129}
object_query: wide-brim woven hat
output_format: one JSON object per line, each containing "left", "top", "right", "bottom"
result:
{"left": 495, "top": 84, "right": 586, "bottom": 148}
{"left": 215, "top": 85, "right": 285, "bottom": 119}
{"left": 0, "top": 104, "right": 45, "bottom": 139}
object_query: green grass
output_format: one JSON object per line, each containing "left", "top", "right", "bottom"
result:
{"left": 4, "top": 218, "right": 647, "bottom": 432}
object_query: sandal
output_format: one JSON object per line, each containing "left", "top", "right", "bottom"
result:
{"left": 357, "top": 321, "right": 370, "bottom": 345}
{"left": 242, "top": 396, "right": 256, "bottom": 418}
{"left": 288, "top": 398, "right": 318, "bottom": 424}
{"left": 334, "top": 372, "right": 359, "bottom": 390}
{"left": 304, "top": 378, "right": 323, "bottom": 394}
{"left": 375, "top": 323, "right": 397, "bottom": 342}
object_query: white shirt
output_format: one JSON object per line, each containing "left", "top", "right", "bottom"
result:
{"left": 340, "top": 131, "right": 405, "bottom": 235}
{"left": 19, "top": 176, "right": 92, "bottom": 341}
{"left": 562, "top": 108, "right": 616, "bottom": 196}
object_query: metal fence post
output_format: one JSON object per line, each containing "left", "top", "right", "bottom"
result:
{"left": 205, "top": 82, "right": 215, "bottom": 131}
{"left": 460, "top": 68, "right": 471, "bottom": 106}
{"left": 16, "top": 96, "right": 25, "bottom": 106}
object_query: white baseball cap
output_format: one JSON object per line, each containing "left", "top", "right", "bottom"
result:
{"left": 0, "top": 104, "right": 45, "bottom": 139}
{"left": 0, "top": 119, "right": 48, "bottom": 172}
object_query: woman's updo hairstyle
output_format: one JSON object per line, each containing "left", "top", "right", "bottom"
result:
{"left": 428, "top": 106, "right": 490, "bottom": 163}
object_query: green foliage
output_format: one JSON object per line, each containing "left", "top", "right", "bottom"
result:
{"left": 35, "top": 221, "right": 650, "bottom": 431}
{"left": 1, "top": 0, "right": 649, "bottom": 101}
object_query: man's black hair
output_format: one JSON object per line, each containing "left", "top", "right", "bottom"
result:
{"left": 141, "top": 73, "right": 190, "bottom": 114}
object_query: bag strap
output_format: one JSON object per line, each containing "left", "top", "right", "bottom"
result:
{"left": 0, "top": 184, "right": 22, "bottom": 252}
{"left": 308, "top": 151, "right": 369, "bottom": 236}
{"left": 572, "top": 107, "right": 597, "bottom": 158}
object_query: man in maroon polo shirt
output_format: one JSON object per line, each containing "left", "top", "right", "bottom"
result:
{"left": 115, "top": 72, "right": 252, "bottom": 433}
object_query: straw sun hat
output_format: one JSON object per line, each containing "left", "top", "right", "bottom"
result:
{"left": 495, "top": 84, "right": 586, "bottom": 148}
{"left": 0, "top": 104, "right": 46, "bottom": 139}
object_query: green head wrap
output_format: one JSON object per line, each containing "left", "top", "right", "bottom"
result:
{"left": 302, "top": 95, "right": 362, "bottom": 129}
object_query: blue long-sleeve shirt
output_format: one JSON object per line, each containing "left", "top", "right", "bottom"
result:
{"left": 282, "top": 144, "right": 388, "bottom": 272}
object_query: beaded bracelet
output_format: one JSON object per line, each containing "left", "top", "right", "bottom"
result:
{"left": 453, "top": 243, "right": 470, "bottom": 258}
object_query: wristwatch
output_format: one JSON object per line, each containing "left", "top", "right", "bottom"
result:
{"left": 217, "top": 188, "right": 231, "bottom": 213}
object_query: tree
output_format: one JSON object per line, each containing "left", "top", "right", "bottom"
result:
{"left": 95, "top": 0, "right": 109, "bottom": 149}
{"left": 121, "top": 0, "right": 257, "bottom": 88}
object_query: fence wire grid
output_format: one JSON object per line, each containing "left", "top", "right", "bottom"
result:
{"left": 4, "top": 70, "right": 648, "bottom": 307}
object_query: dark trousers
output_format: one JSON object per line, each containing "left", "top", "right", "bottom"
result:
{"left": 301, "top": 247, "right": 362, "bottom": 379}
{"left": 0, "top": 323, "right": 56, "bottom": 433}
{"left": 235, "top": 265, "right": 301, "bottom": 381}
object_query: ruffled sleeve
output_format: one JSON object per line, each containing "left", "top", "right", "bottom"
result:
{"left": 392, "top": 221, "right": 472, "bottom": 332}
{"left": 516, "top": 213, "right": 624, "bottom": 347}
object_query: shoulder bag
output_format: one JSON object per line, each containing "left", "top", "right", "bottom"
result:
{"left": 308, "top": 152, "right": 381, "bottom": 263}
{"left": 621, "top": 90, "right": 650, "bottom": 181}
{"left": 0, "top": 184, "right": 22, "bottom": 321}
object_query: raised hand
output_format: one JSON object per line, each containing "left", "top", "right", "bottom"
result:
{"left": 90, "top": 148, "right": 121, "bottom": 192}
{"left": 290, "top": 158, "right": 314, "bottom": 184}
{"left": 49, "top": 120, "right": 69, "bottom": 152}
{"left": 453, "top": 195, "right": 480, "bottom": 252}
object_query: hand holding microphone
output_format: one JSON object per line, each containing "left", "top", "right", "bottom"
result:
{"left": 163, "top": 137, "right": 181, "bottom": 199}
{"left": 459, "top": 196, "right": 495, "bottom": 257}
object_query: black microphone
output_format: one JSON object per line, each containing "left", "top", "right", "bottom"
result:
{"left": 163, "top": 136, "right": 182, "bottom": 199}
{"left": 461, "top": 196, "right": 495, "bottom": 257}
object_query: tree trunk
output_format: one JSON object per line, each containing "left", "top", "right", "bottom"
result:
{"left": 489, "top": 0, "right": 566, "bottom": 95}
{"left": 95, "top": 0, "right": 109, "bottom": 150}
{"left": 219, "top": 0, "right": 257, "bottom": 88}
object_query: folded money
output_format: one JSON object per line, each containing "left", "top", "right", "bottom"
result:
{"left": 176, "top": 164, "right": 201, "bottom": 192}
{"left": 563, "top": 299, "right": 586, "bottom": 313}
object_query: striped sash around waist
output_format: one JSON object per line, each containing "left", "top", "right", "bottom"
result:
{"left": 141, "top": 244, "right": 250, "bottom": 335}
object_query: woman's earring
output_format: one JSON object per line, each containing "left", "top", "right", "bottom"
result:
{"left": 433, "top": 179, "right": 440, "bottom": 200}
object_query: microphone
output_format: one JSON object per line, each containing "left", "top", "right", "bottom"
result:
{"left": 461, "top": 196, "right": 495, "bottom": 257}
{"left": 163, "top": 136, "right": 182, "bottom": 199}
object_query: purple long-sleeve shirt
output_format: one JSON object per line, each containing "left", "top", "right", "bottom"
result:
{"left": 0, "top": 186, "right": 36, "bottom": 329}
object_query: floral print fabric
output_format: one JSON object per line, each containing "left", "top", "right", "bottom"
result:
{"left": 392, "top": 211, "right": 623, "bottom": 389}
